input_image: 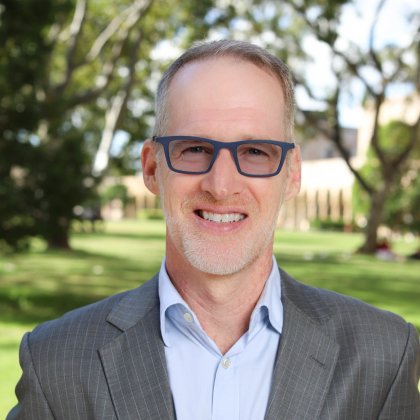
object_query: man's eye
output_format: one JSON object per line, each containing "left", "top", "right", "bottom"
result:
{"left": 185, "top": 146, "right": 205, "bottom": 153}
{"left": 182, "top": 145, "right": 212, "bottom": 154}
{"left": 245, "top": 147, "right": 268, "bottom": 157}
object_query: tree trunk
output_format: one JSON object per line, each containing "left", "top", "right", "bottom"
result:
{"left": 47, "top": 234, "right": 71, "bottom": 250}
{"left": 46, "top": 220, "right": 71, "bottom": 250}
{"left": 358, "top": 187, "right": 389, "bottom": 254}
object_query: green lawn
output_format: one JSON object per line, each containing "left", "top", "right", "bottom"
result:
{"left": 1, "top": 220, "right": 419, "bottom": 416}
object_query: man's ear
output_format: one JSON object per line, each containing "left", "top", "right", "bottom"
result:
{"left": 284, "top": 144, "right": 301, "bottom": 201}
{"left": 141, "top": 139, "right": 160, "bottom": 195}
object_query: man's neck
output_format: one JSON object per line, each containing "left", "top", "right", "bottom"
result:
{"left": 165, "top": 251, "right": 273, "bottom": 354}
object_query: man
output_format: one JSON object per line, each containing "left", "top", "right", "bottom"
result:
{"left": 8, "top": 40, "right": 420, "bottom": 419}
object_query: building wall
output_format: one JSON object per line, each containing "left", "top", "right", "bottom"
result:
{"left": 279, "top": 158, "right": 354, "bottom": 229}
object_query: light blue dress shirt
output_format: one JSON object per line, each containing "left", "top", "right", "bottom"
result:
{"left": 158, "top": 256, "right": 283, "bottom": 420}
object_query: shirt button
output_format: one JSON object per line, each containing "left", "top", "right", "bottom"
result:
{"left": 183, "top": 312, "right": 193, "bottom": 323}
{"left": 221, "top": 357, "right": 231, "bottom": 369}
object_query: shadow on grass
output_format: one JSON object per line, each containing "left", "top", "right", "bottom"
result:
{"left": 0, "top": 291, "right": 108, "bottom": 324}
{"left": 32, "top": 247, "right": 142, "bottom": 262}
{"left": 0, "top": 246, "right": 161, "bottom": 326}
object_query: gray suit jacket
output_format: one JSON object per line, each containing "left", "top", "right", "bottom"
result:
{"left": 8, "top": 269, "right": 420, "bottom": 419}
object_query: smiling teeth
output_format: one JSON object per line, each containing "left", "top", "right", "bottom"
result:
{"left": 200, "top": 211, "right": 245, "bottom": 223}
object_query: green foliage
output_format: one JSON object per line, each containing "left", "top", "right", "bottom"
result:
{"left": 0, "top": 0, "right": 215, "bottom": 251}
{"left": 310, "top": 218, "right": 348, "bottom": 232}
{"left": 138, "top": 208, "right": 164, "bottom": 220}
{"left": 101, "top": 183, "right": 129, "bottom": 205}
{"left": 0, "top": 0, "right": 99, "bottom": 249}
{"left": 32, "top": 134, "right": 99, "bottom": 248}
{"left": 0, "top": 0, "right": 69, "bottom": 251}
{"left": 353, "top": 121, "right": 419, "bottom": 232}
{"left": 0, "top": 0, "right": 68, "bottom": 129}
{"left": 382, "top": 166, "right": 420, "bottom": 232}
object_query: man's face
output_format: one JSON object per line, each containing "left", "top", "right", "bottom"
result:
{"left": 143, "top": 57, "right": 300, "bottom": 276}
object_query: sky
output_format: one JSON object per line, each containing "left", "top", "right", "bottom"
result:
{"left": 298, "top": 0, "right": 418, "bottom": 127}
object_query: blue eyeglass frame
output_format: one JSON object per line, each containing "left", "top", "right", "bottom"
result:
{"left": 152, "top": 135, "right": 295, "bottom": 178}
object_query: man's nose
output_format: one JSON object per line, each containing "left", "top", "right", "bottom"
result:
{"left": 200, "top": 149, "right": 244, "bottom": 200}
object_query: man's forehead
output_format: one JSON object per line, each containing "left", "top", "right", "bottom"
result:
{"left": 165, "top": 108, "right": 281, "bottom": 136}
{"left": 168, "top": 55, "right": 281, "bottom": 92}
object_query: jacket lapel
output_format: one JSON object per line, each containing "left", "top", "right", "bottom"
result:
{"left": 99, "top": 277, "right": 175, "bottom": 420}
{"left": 265, "top": 272, "right": 340, "bottom": 420}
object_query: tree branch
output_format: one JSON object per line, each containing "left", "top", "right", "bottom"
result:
{"left": 369, "top": 92, "right": 388, "bottom": 171}
{"left": 293, "top": 73, "right": 328, "bottom": 104}
{"left": 415, "top": 26, "right": 420, "bottom": 92}
{"left": 333, "top": 49, "right": 379, "bottom": 97}
{"left": 86, "top": 7, "right": 131, "bottom": 61}
{"left": 390, "top": 111, "right": 420, "bottom": 169}
{"left": 93, "top": 28, "right": 145, "bottom": 175}
{"left": 50, "top": 0, "right": 88, "bottom": 97}
{"left": 41, "top": 18, "right": 70, "bottom": 94}
{"left": 289, "top": 1, "right": 380, "bottom": 97}
{"left": 329, "top": 87, "right": 374, "bottom": 194}
{"left": 86, "top": 0, "right": 150, "bottom": 61}
{"left": 368, "top": 0, "right": 387, "bottom": 73}
{"left": 296, "top": 67, "right": 375, "bottom": 194}
{"left": 67, "top": 0, "right": 153, "bottom": 108}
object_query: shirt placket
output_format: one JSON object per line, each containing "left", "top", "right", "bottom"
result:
{"left": 212, "top": 354, "right": 239, "bottom": 420}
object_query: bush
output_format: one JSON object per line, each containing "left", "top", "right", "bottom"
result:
{"left": 101, "top": 184, "right": 130, "bottom": 206}
{"left": 310, "top": 218, "right": 347, "bottom": 232}
{"left": 138, "top": 209, "right": 164, "bottom": 220}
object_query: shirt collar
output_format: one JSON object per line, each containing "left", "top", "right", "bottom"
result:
{"left": 249, "top": 256, "right": 283, "bottom": 335}
{"left": 158, "top": 258, "right": 190, "bottom": 347}
{"left": 158, "top": 256, "right": 283, "bottom": 347}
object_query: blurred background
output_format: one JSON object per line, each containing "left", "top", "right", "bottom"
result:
{"left": 0, "top": 0, "right": 419, "bottom": 414}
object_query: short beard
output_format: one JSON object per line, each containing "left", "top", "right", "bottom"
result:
{"left": 162, "top": 194, "right": 281, "bottom": 276}
{"left": 182, "top": 231, "right": 271, "bottom": 276}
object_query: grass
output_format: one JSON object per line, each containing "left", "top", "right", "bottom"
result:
{"left": 0, "top": 219, "right": 419, "bottom": 416}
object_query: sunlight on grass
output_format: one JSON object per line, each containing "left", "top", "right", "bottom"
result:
{"left": 0, "top": 324, "right": 32, "bottom": 416}
{"left": 0, "top": 219, "right": 419, "bottom": 415}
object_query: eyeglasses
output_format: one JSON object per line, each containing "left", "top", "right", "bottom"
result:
{"left": 152, "top": 136, "right": 295, "bottom": 178}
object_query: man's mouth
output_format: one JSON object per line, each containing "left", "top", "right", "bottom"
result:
{"left": 196, "top": 210, "right": 246, "bottom": 223}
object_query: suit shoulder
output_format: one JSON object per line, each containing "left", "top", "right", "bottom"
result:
{"left": 280, "top": 268, "right": 413, "bottom": 337}
{"left": 26, "top": 276, "right": 158, "bottom": 350}
{"left": 280, "top": 269, "right": 420, "bottom": 367}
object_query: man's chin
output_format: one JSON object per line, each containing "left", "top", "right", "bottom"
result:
{"left": 165, "top": 214, "right": 277, "bottom": 276}
{"left": 182, "top": 242, "right": 254, "bottom": 276}
{"left": 186, "top": 257, "right": 247, "bottom": 276}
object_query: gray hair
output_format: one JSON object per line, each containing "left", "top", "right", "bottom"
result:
{"left": 153, "top": 40, "right": 295, "bottom": 139}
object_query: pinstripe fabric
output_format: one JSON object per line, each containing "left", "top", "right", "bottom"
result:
{"left": 8, "top": 276, "right": 175, "bottom": 420}
{"left": 8, "top": 269, "right": 420, "bottom": 419}
{"left": 265, "top": 269, "right": 420, "bottom": 420}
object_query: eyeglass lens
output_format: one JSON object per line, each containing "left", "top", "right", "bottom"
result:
{"left": 168, "top": 139, "right": 283, "bottom": 175}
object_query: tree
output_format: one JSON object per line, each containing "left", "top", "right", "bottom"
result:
{"left": 288, "top": 0, "right": 419, "bottom": 253}
{"left": 0, "top": 0, "right": 64, "bottom": 250}
{"left": 0, "top": 0, "right": 214, "bottom": 250}
{"left": 209, "top": 0, "right": 419, "bottom": 253}
{"left": 354, "top": 121, "right": 420, "bottom": 234}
